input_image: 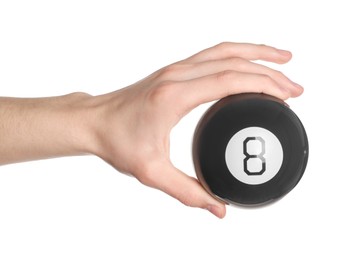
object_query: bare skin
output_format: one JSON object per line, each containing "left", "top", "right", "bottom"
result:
{"left": 0, "top": 42, "right": 303, "bottom": 218}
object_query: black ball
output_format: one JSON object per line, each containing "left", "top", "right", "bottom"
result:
{"left": 192, "top": 93, "right": 309, "bottom": 206}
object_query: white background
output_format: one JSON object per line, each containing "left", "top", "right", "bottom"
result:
{"left": 0, "top": 0, "right": 358, "bottom": 259}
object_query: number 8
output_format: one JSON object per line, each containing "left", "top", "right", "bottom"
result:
{"left": 243, "top": 137, "right": 266, "bottom": 175}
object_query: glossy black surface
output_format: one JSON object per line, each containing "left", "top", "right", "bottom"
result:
{"left": 193, "top": 93, "right": 309, "bottom": 206}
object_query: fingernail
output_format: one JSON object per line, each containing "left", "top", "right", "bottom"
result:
{"left": 276, "top": 49, "right": 292, "bottom": 57}
{"left": 206, "top": 205, "right": 224, "bottom": 218}
{"left": 291, "top": 80, "right": 304, "bottom": 90}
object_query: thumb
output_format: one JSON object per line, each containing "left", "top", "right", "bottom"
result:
{"left": 139, "top": 161, "right": 226, "bottom": 218}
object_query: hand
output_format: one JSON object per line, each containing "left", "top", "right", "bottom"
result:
{"left": 88, "top": 42, "right": 303, "bottom": 218}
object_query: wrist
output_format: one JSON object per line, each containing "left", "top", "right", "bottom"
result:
{"left": 80, "top": 89, "right": 135, "bottom": 173}
{"left": 76, "top": 90, "right": 125, "bottom": 159}
{"left": 69, "top": 92, "right": 103, "bottom": 156}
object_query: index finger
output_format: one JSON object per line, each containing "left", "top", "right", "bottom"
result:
{"left": 185, "top": 42, "right": 292, "bottom": 64}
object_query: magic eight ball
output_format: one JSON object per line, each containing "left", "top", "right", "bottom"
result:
{"left": 192, "top": 93, "right": 309, "bottom": 206}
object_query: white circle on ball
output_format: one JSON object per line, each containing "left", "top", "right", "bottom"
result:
{"left": 225, "top": 127, "right": 283, "bottom": 185}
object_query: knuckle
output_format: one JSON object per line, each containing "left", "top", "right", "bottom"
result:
{"left": 160, "top": 64, "right": 177, "bottom": 78}
{"left": 276, "top": 70, "right": 285, "bottom": 78}
{"left": 259, "top": 74, "right": 276, "bottom": 87}
{"left": 147, "top": 81, "right": 177, "bottom": 103}
{"left": 216, "top": 41, "right": 232, "bottom": 50}
{"left": 256, "top": 43, "right": 274, "bottom": 51}
{"left": 216, "top": 70, "right": 237, "bottom": 82}
{"left": 272, "top": 70, "right": 286, "bottom": 80}
{"left": 136, "top": 162, "right": 158, "bottom": 187}
{"left": 229, "top": 57, "right": 246, "bottom": 70}
{"left": 159, "top": 63, "right": 189, "bottom": 80}
{"left": 210, "top": 42, "right": 234, "bottom": 56}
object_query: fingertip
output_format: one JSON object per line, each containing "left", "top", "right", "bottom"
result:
{"left": 276, "top": 48, "right": 292, "bottom": 57}
{"left": 153, "top": 164, "right": 227, "bottom": 218}
{"left": 275, "top": 49, "right": 292, "bottom": 64}
{"left": 291, "top": 82, "right": 304, "bottom": 97}
{"left": 296, "top": 84, "right": 304, "bottom": 96}
{"left": 207, "top": 204, "right": 226, "bottom": 219}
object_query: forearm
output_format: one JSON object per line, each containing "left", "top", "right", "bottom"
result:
{"left": 0, "top": 92, "right": 97, "bottom": 165}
